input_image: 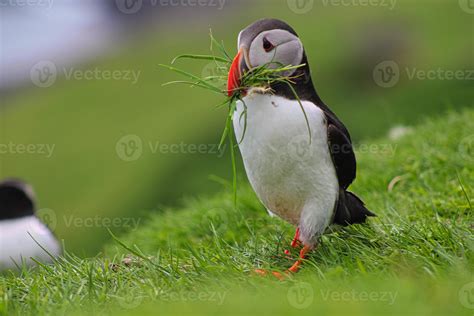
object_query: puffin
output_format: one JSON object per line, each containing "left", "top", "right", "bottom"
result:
{"left": 227, "top": 19, "right": 375, "bottom": 276}
{"left": 0, "top": 179, "right": 61, "bottom": 270}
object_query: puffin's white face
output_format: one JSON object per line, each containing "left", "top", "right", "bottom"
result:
{"left": 242, "top": 29, "right": 304, "bottom": 74}
{"left": 227, "top": 23, "right": 305, "bottom": 97}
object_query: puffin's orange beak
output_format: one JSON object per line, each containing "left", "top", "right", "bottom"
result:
{"left": 227, "top": 48, "right": 244, "bottom": 97}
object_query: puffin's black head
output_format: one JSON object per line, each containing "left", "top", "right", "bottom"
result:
{"left": 228, "top": 18, "right": 310, "bottom": 97}
{"left": 0, "top": 179, "right": 36, "bottom": 220}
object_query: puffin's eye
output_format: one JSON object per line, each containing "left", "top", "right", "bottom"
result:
{"left": 263, "top": 37, "right": 275, "bottom": 52}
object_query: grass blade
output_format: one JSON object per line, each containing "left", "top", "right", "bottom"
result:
{"left": 172, "top": 54, "right": 230, "bottom": 64}
{"left": 159, "top": 64, "right": 222, "bottom": 93}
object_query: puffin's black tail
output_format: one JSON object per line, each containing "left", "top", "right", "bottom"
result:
{"left": 333, "top": 190, "right": 376, "bottom": 226}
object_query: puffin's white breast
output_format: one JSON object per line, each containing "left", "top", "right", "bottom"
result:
{"left": 233, "top": 92, "right": 339, "bottom": 243}
{"left": 0, "top": 216, "right": 61, "bottom": 269}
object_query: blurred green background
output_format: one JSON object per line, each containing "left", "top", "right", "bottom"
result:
{"left": 0, "top": 0, "right": 472, "bottom": 255}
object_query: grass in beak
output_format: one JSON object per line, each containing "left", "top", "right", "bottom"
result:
{"left": 160, "top": 31, "right": 310, "bottom": 205}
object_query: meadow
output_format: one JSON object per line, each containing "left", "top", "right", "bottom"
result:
{"left": 1, "top": 0, "right": 472, "bottom": 254}
{"left": 1, "top": 109, "right": 473, "bottom": 315}
{"left": 0, "top": 0, "right": 473, "bottom": 315}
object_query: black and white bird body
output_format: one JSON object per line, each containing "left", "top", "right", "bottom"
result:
{"left": 228, "top": 19, "right": 375, "bottom": 274}
{"left": 0, "top": 179, "right": 61, "bottom": 270}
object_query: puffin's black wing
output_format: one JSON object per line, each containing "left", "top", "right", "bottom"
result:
{"left": 322, "top": 108, "right": 376, "bottom": 225}
{"left": 307, "top": 91, "right": 356, "bottom": 189}
{"left": 326, "top": 118, "right": 356, "bottom": 189}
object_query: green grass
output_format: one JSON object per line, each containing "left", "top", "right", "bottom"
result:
{"left": 1, "top": 0, "right": 472, "bottom": 254}
{"left": 1, "top": 109, "right": 472, "bottom": 316}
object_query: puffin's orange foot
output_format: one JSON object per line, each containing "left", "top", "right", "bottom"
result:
{"left": 284, "top": 228, "right": 301, "bottom": 257}
{"left": 254, "top": 244, "right": 313, "bottom": 280}
{"left": 287, "top": 244, "right": 312, "bottom": 274}
{"left": 290, "top": 228, "right": 301, "bottom": 248}
{"left": 254, "top": 269, "right": 286, "bottom": 280}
